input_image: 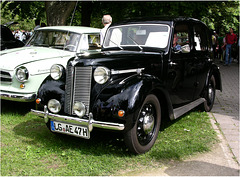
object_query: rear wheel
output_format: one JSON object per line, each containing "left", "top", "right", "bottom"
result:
{"left": 201, "top": 75, "right": 216, "bottom": 112}
{"left": 124, "top": 94, "right": 161, "bottom": 154}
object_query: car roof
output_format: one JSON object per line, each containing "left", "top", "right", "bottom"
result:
{"left": 111, "top": 16, "right": 205, "bottom": 27}
{"left": 36, "top": 26, "right": 100, "bottom": 34}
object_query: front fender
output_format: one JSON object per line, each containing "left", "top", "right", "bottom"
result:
{"left": 92, "top": 74, "right": 161, "bottom": 132}
{"left": 37, "top": 75, "right": 66, "bottom": 112}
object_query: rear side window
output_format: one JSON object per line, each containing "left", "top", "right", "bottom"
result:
{"left": 193, "top": 23, "right": 208, "bottom": 51}
{"left": 173, "top": 23, "right": 191, "bottom": 53}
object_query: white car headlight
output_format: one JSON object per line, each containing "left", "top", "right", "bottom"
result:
{"left": 48, "top": 99, "right": 61, "bottom": 113}
{"left": 94, "top": 67, "right": 110, "bottom": 84}
{"left": 16, "top": 66, "right": 29, "bottom": 82}
{"left": 50, "top": 64, "right": 63, "bottom": 80}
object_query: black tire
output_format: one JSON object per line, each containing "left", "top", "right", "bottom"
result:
{"left": 201, "top": 75, "right": 216, "bottom": 112}
{"left": 124, "top": 94, "right": 161, "bottom": 154}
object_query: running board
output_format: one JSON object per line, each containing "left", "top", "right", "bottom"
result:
{"left": 173, "top": 98, "right": 206, "bottom": 119}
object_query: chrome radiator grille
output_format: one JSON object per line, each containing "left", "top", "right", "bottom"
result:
{"left": 64, "top": 66, "right": 92, "bottom": 116}
{"left": 0, "top": 70, "right": 12, "bottom": 83}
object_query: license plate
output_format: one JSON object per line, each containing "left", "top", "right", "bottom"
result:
{"left": 50, "top": 120, "right": 89, "bottom": 139}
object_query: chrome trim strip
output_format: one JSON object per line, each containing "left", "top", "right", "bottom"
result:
{"left": 111, "top": 68, "right": 144, "bottom": 75}
{"left": 0, "top": 91, "right": 36, "bottom": 102}
{"left": 31, "top": 109, "right": 125, "bottom": 132}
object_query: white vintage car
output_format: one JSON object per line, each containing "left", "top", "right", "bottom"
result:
{"left": 0, "top": 26, "right": 100, "bottom": 102}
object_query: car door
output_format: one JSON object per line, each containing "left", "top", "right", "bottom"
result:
{"left": 192, "top": 22, "right": 212, "bottom": 100}
{"left": 167, "top": 22, "right": 197, "bottom": 107}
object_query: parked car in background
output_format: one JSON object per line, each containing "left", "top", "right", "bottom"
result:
{"left": 0, "top": 22, "right": 25, "bottom": 50}
{"left": 0, "top": 26, "right": 100, "bottom": 102}
{"left": 31, "top": 17, "right": 222, "bottom": 154}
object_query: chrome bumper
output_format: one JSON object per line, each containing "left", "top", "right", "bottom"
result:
{"left": 31, "top": 107, "right": 125, "bottom": 133}
{"left": 0, "top": 91, "right": 36, "bottom": 102}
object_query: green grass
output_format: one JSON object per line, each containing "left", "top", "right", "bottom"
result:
{"left": 1, "top": 100, "right": 217, "bottom": 176}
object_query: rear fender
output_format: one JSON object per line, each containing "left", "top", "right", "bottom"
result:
{"left": 205, "top": 64, "right": 222, "bottom": 92}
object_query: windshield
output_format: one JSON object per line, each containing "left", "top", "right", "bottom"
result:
{"left": 103, "top": 24, "right": 170, "bottom": 49}
{"left": 27, "top": 30, "right": 81, "bottom": 52}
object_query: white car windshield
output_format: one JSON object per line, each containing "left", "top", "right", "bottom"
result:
{"left": 103, "top": 24, "right": 170, "bottom": 49}
{"left": 27, "top": 30, "right": 81, "bottom": 52}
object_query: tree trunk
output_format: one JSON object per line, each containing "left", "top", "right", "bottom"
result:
{"left": 81, "top": 1, "right": 93, "bottom": 27}
{"left": 45, "top": 1, "right": 76, "bottom": 26}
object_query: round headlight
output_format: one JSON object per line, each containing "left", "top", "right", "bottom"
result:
{"left": 73, "top": 102, "right": 86, "bottom": 117}
{"left": 94, "top": 67, "right": 110, "bottom": 84}
{"left": 50, "top": 64, "right": 63, "bottom": 80}
{"left": 16, "top": 66, "right": 29, "bottom": 82}
{"left": 48, "top": 99, "right": 61, "bottom": 113}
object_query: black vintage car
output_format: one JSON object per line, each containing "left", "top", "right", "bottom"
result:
{"left": 31, "top": 17, "right": 222, "bottom": 154}
{"left": 0, "top": 22, "right": 25, "bottom": 50}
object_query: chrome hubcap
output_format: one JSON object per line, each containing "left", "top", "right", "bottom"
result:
{"left": 143, "top": 115, "right": 154, "bottom": 134}
{"left": 137, "top": 103, "right": 156, "bottom": 145}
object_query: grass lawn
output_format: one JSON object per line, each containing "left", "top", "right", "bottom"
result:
{"left": 1, "top": 100, "right": 217, "bottom": 176}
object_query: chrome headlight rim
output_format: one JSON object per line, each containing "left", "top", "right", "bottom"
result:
{"left": 48, "top": 99, "right": 61, "bottom": 113}
{"left": 50, "top": 64, "right": 63, "bottom": 80}
{"left": 15, "top": 66, "right": 29, "bottom": 83}
{"left": 94, "top": 66, "right": 110, "bottom": 84}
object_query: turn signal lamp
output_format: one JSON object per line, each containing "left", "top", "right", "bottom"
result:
{"left": 36, "top": 98, "right": 41, "bottom": 104}
{"left": 20, "top": 84, "right": 25, "bottom": 89}
{"left": 118, "top": 110, "right": 125, "bottom": 117}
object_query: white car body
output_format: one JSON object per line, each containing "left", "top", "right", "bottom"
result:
{"left": 0, "top": 26, "right": 100, "bottom": 102}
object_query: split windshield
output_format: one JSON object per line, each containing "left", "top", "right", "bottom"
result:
{"left": 27, "top": 30, "right": 81, "bottom": 52}
{"left": 103, "top": 24, "right": 170, "bottom": 50}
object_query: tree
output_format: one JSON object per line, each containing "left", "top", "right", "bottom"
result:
{"left": 45, "top": 1, "right": 76, "bottom": 26}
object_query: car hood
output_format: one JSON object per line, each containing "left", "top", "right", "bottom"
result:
{"left": 0, "top": 47, "right": 74, "bottom": 70}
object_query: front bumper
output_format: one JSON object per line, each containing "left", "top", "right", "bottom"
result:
{"left": 31, "top": 106, "right": 125, "bottom": 134}
{"left": 0, "top": 90, "right": 36, "bottom": 102}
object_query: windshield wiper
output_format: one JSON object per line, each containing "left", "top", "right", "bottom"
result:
{"left": 108, "top": 39, "right": 123, "bottom": 50}
{"left": 128, "top": 36, "right": 143, "bottom": 51}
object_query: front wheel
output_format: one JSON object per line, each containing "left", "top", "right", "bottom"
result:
{"left": 201, "top": 75, "right": 216, "bottom": 112}
{"left": 124, "top": 94, "right": 161, "bottom": 154}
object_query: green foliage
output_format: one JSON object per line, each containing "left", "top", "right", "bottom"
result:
{"left": 1, "top": 101, "right": 217, "bottom": 176}
{"left": 1, "top": 1, "right": 239, "bottom": 34}
{"left": 1, "top": 1, "right": 46, "bottom": 31}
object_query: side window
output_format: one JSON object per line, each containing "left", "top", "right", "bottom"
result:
{"left": 194, "top": 24, "right": 208, "bottom": 51}
{"left": 88, "top": 34, "right": 101, "bottom": 50}
{"left": 173, "top": 24, "right": 190, "bottom": 53}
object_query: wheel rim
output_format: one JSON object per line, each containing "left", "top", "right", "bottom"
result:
{"left": 137, "top": 103, "right": 157, "bottom": 146}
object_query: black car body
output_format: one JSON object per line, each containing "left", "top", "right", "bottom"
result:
{"left": 0, "top": 22, "right": 25, "bottom": 50}
{"left": 31, "top": 17, "right": 222, "bottom": 154}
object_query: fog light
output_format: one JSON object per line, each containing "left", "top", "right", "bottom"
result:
{"left": 73, "top": 102, "right": 86, "bottom": 117}
{"left": 48, "top": 99, "right": 61, "bottom": 113}
{"left": 118, "top": 110, "right": 125, "bottom": 117}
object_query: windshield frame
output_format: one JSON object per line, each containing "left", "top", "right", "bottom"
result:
{"left": 26, "top": 29, "right": 82, "bottom": 52}
{"left": 103, "top": 24, "right": 171, "bottom": 52}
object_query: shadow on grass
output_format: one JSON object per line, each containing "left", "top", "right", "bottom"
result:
{"left": 1, "top": 100, "right": 35, "bottom": 115}
{"left": 12, "top": 116, "right": 132, "bottom": 157}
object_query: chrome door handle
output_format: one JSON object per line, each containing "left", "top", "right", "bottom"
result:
{"left": 169, "top": 62, "right": 177, "bottom": 66}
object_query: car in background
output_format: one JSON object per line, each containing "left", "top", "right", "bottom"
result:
{"left": 31, "top": 17, "right": 222, "bottom": 154}
{"left": 0, "top": 26, "right": 100, "bottom": 102}
{"left": 0, "top": 22, "right": 25, "bottom": 50}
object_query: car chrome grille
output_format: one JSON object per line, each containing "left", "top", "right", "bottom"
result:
{"left": 64, "top": 66, "right": 92, "bottom": 116}
{"left": 0, "top": 70, "right": 12, "bottom": 83}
